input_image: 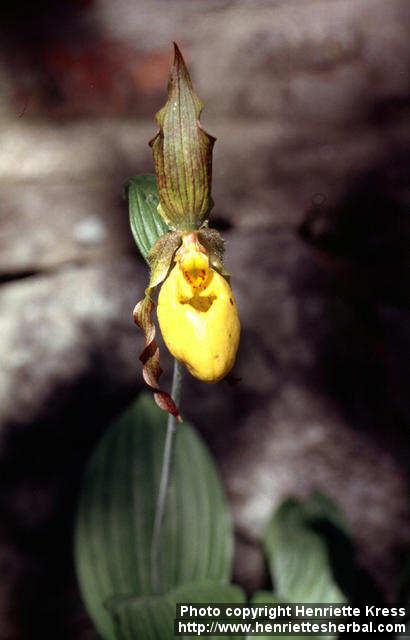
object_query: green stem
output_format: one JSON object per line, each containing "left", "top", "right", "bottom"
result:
{"left": 151, "top": 359, "right": 182, "bottom": 593}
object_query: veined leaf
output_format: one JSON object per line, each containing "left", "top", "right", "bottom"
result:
{"left": 256, "top": 494, "right": 349, "bottom": 640}
{"left": 259, "top": 494, "right": 385, "bottom": 640}
{"left": 74, "top": 394, "right": 234, "bottom": 639}
{"left": 109, "top": 581, "right": 246, "bottom": 640}
{"left": 264, "top": 494, "right": 347, "bottom": 604}
{"left": 125, "top": 174, "right": 169, "bottom": 262}
{"left": 248, "top": 592, "right": 298, "bottom": 640}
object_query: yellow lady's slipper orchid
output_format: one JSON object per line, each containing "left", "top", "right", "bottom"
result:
{"left": 157, "top": 234, "right": 240, "bottom": 383}
{"left": 132, "top": 45, "right": 241, "bottom": 415}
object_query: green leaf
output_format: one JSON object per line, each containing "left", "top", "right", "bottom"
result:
{"left": 125, "top": 174, "right": 169, "bottom": 262}
{"left": 250, "top": 591, "right": 281, "bottom": 604}
{"left": 248, "top": 592, "right": 297, "bottom": 640}
{"left": 109, "top": 582, "right": 246, "bottom": 640}
{"left": 260, "top": 495, "right": 382, "bottom": 640}
{"left": 74, "top": 394, "right": 234, "bottom": 640}
{"left": 264, "top": 494, "right": 347, "bottom": 604}
{"left": 112, "top": 595, "right": 173, "bottom": 640}
{"left": 170, "top": 580, "right": 245, "bottom": 604}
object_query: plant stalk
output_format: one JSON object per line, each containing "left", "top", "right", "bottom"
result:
{"left": 151, "top": 359, "right": 182, "bottom": 593}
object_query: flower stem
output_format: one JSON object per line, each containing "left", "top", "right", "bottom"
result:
{"left": 151, "top": 359, "right": 182, "bottom": 593}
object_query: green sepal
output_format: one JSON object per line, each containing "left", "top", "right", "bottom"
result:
{"left": 150, "top": 43, "right": 216, "bottom": 231}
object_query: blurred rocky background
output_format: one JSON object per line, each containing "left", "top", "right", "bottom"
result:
{"left": 0, "top": 0, "right": 409, "bottom": 637}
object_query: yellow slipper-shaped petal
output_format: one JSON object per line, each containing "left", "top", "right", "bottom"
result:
{"left": 157, "top": 252, "right": 240, "bottom": 383}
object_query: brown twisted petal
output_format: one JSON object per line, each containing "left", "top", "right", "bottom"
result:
{"left": 132, "top": 231, "right": 183, "bottom": 419}
{"left": 133, "top": 296, "right": 181, "bottom": 421}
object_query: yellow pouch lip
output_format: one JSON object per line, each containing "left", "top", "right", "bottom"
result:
{"left": 157, "top": 262, "right": 240, "bottom": 383}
